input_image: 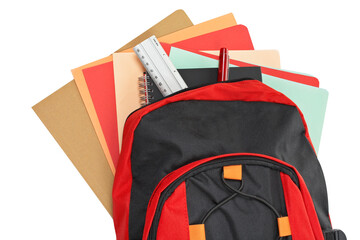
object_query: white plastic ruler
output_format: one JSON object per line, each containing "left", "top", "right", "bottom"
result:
{"left": 133, "top": 36, "right": 188, "bottom": 96}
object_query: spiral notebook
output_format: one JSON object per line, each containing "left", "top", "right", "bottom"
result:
{"left": 139, "top": 67, "right": 262, "bottom": 105}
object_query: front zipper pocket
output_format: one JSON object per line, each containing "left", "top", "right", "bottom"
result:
{"left": 141, "top": 153, "right": 323, "bottom": 240}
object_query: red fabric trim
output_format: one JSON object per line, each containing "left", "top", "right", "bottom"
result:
{"left": 156, "top": 182, "right": 190, "bottom": 240}
{"left": 113, "top": 80, "right": 316, "bottom": 240}
{"left": 112, "top": 115, "right": 136, "bottom": 240}
{"left": 295, "top": 174, "right": 325, "bottom": 240}
{"left": 280, "top": 173, "right": 324, "bottom": 240}
{"left": 280, "top": 173, "right": 316, "bottom": 240}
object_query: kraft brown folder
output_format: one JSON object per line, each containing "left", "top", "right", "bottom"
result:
{"left": 32, "top": 10, "right": 193, "bottom": 216}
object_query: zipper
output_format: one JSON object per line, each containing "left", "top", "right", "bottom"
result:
{"left": 146, "top": 154, "right": 299, "bottom": 240}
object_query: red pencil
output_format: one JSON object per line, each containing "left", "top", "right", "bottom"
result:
{"left": 217, "top": 48, "right": 230, "bottom": 82}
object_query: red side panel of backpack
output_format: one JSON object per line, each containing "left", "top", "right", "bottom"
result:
{"left": 157, "top": 182, "right": 190, "bottom": 240}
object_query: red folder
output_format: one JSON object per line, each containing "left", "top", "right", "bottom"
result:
{"left": 82, "top": 62, "right": 120, "bottom": 167}
{"left": 161, "top": 25, "right": 254, "bottom": 54}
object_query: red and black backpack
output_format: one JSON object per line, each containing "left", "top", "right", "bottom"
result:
{"left": 113, "top": 80, "right": 346, "bottom": 240}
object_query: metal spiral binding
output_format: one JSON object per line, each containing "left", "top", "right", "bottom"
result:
{"left": 138, "top": 72, "right": 154, "bottom": 106}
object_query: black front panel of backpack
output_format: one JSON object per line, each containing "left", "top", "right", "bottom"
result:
{"left": 129, "top": 100, "right": 331, "bottom": 239}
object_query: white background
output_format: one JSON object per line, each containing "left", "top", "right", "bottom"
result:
{"left": 0, "top": 0, "right": 359, "bottom": 239}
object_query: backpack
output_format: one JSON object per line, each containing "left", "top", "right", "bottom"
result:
{"left": 113, "top": 80, "right": 346, "bottom": 240}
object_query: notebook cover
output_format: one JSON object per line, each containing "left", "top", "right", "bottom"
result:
{"left": 169, "top": 47, "right": 328, "bottom": 153}
{"left": 32, "top": 10, "right": 194, "bottom": 216}
{"left": 73, "top": 13, "right": 237, "bottom": 170}
{"left": 141, "top": 67, "right": 262, "bottom": 105}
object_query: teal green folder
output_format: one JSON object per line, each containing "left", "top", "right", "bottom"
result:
{"left": 169, "top": 47, "right": 328, "bottom": 153}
